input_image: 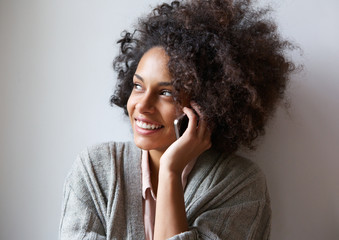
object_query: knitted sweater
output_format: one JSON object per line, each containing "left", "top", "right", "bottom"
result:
{"left": 59, "top": 142, "right": 271, "bottom": 239}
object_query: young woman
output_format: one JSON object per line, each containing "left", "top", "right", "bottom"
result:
{"left": 59, "top": 0, "right": 296, "bottom": 239}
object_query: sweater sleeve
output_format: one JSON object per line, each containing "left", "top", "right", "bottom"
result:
{"left": 59, "top": 147, "right": 109, "bottom": 240}
{"left": 168, "top": 197, "right": 270, "bottom": 240}
{"left": 168, "top": 154, "right": 271, "bottom": 240}
{"left": 59, "top": 180, "right": 106, "bottom": 240}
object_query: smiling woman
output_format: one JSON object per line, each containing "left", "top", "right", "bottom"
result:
{"left": 59, "top": 0, "right": 296, "bottom": 239}
{"left": 127, "top": 47, "right": 179, "bottom": 154}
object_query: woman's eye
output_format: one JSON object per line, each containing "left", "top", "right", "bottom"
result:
{"left": 133, "top": 83, "right": 142, "bottom": 90}
{"left": 161, "top": 90, "right": 172, "bottom": 96}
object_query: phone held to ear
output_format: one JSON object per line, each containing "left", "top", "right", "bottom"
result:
{"left": 174, "top": 108, "right": 201, "bottom": 139}
{"left": 174, "top": 114, "right": 189, "bottom": 139}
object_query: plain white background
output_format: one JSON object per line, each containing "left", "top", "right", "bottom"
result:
{"left": 0, "top": 0, "right": 338, "bottom": 239}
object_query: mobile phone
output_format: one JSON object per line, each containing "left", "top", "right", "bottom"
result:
{"left": 174, "top": 114, "right": 189, "bottom": 139}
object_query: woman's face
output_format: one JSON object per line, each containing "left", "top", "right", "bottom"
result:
{"left": 127, "top": 47, "right": 179, "bottom": 153}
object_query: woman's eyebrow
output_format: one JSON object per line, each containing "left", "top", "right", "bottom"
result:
{"left": 134, "top": 73, "right": 144, "bottom": 81}
{"left": 134, "top": 73, "right": 171, "bottom": 86}
{"left": 158, "top": 82, "right": 171, "bottom": 86}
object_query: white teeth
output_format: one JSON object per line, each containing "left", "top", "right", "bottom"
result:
{"left": 136, "top": 120, "right": 162, "bottom": 130}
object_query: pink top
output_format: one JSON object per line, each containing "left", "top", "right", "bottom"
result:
{"left": 141, "top": 150, "right": 197, "bottom": 240}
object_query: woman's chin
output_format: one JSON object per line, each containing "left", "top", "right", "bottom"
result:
{"left": 133, "top": 137, "right": 153, "bottom": 150}
{"left": 133, "top": 137, "right": 173, "bottom": 153}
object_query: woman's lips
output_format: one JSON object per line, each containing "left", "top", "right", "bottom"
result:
{"left": 134, "top": 118, "right": 164, "bottom": 135}
{"left": 135, "top": 119, "right": 163, "bottom": 130}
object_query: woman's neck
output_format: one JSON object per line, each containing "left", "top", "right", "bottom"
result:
{"left": 148, "top": 149, "right": 163, "bottom": 196}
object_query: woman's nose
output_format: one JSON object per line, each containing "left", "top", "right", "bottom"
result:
{"left": 136, "top": 93, "right": 155, "bottom": 113}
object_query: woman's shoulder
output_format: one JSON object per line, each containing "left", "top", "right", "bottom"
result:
{"left": 221, "top": 153, "right": 266, "bottom": 181}
{"left": 187, "top": 148, "right": 269, "bottom": 203}
{"left": 83, "top": 141, "right": 140, "bottom": 159}
{"left": 75, "top": 141, "right": 141, "bottom": 167}
{"left": 66, "top": 142, "right": 141, "bottom": 187}
{"left": 63, "top": 141, "right": 142, "bottom": 204}
{"left": 194, "top": 148, "right": 265, "bottom": 181}
{"left": 73, "top": 141, "right": 141, "bottom": 174}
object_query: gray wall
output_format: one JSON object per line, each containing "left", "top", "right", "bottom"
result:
{"left": 0, "top": 0, "right": 338, "bottom": 239}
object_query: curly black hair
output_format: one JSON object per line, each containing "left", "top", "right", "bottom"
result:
{"left": 111, "top": 0, "right": 296, "bottom": 154}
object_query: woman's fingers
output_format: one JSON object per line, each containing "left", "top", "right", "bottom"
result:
{"left": 182, "top": 103, "right": 212, "bottom": 150}
{"left": 181, "top": 107, "right": 198, "bottom": 134}
{"left": 190, "top": 103, "right": 208, "bottom": 136}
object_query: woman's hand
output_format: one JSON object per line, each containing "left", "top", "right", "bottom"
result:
{"left": 159, "top": 102, "right": 212, "bottom": 175}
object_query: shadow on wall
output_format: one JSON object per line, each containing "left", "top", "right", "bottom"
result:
{"left": 241, "top": 58, "right": 339, "bottom": 239}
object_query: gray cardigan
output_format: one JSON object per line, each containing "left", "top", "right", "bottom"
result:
{"left": 59, "top": 142, "right": 271, "bottom": 239}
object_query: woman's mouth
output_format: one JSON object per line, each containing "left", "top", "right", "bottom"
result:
{"left": 135, "top": 119, "right": 163, "bottom": 130}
